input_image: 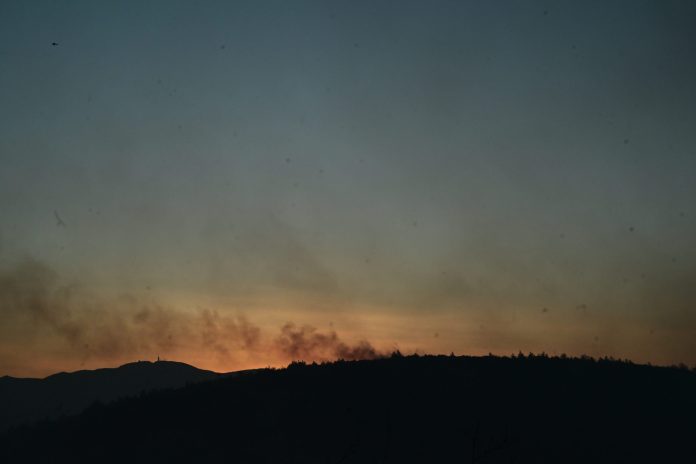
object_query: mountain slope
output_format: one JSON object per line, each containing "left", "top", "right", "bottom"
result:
{"left": 1, "top": 354, "right": 695, "bottom": 463}
{"left": 0, "top": 360, "right": 221, "bottom": 431}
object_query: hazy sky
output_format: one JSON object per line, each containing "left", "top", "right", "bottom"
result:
{"left": 1, "top": 0, "right": 695, "bottom": 376}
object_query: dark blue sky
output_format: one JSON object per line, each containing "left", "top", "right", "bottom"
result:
{"left": 1, "top": 0, "right": 695, "bottom": 375}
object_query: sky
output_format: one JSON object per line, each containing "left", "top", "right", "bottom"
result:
{"left": 1, "top": 0, "right": 695, "bottom": 377}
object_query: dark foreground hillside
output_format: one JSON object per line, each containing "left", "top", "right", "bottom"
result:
{"left": 2, "top": 354, "right": 695, "bottom": 463}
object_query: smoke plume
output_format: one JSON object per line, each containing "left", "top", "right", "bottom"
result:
{"left": 274, "top": 323, "right": 381, "bottom": 361}
{"left": 0, "top": 258, "right": 382, "bottom": 375}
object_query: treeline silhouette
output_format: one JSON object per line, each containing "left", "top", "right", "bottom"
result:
{"left": 1, "top": 353, "right": 695, "bottom": 463}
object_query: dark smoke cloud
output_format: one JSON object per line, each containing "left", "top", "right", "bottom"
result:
{"left": 0, "top": 257, "right": 381, "bottom": 373}
{"left": 274, "top": 323, "right": 382, "bottom": 362}
{"left": 0, "top": 257, "right": 85, "bottom": 346}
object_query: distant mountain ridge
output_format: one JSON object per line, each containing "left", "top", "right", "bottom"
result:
{"left": 0, "top": 360, "right": 225, "bottom": 431}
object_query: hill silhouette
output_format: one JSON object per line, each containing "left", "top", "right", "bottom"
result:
{"left": 0, "top": 360, "right": 225, "bottom": 431}
{"left": 1, "top": 354, "right": 694, "bottom": 463}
